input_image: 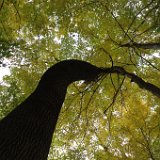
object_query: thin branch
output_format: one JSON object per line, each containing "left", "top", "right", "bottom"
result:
{"left": 133, "top": 0, "right": 160, "bottom": 34}
{"left": 104, "top": 76, "right": 125, "bottom": 114}
{"left": 140, "top": 128, "right": 156, "bottom": 160}
{"left": 100, "top": 47, "right": 114, "bottom": 66}
{"left": 126, "top": 0, "right": 155, "bottom": 35}
{"left": 103, "top": 4, "right": 132, "bottom": 42}
{"left": 134, "top": 49, "right": 160, "bottom": 72}
{"left": 136, "top": 24, "right": 157, "bottom": 37}
{"left": 0, "top": 0, "right": 4, "bottom": 12}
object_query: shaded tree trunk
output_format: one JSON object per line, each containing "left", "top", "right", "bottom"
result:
{"left": 0, "top": 60, "right": 103, "bottom": 160}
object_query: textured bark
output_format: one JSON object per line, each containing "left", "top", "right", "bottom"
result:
{"left": 0, "top": 60, "right": 103, "bottom": 160}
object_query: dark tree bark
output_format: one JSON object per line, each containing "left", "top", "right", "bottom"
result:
{"left": 0, "top": 60, "right": 104, "bottom": 160}
{"left": 102, "top": 66, "right": 160, "bottom": 98}
{"left": 121, "top": 42, "right": 160, "bottom": 50}
{"left": 0, "top": 60, "right": 159, "bottom": 160}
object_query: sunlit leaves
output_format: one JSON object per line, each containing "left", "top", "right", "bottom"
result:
{"left": 0, "top": 0, "right": 160, "bottom": 159}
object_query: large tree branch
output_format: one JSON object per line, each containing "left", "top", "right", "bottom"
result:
{"left": 121, "top": 42, "right": 160, "bottom": 50}
{"left": 103, "top": 66, "right": 160, "bottom": 98}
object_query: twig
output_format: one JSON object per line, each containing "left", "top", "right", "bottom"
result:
{"left": 0, "top": 0, "right": 4, "bottom": 12}
{"left": 104, "top": 76, "right": 125, "bottom": 114}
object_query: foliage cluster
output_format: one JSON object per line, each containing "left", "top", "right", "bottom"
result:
{"left": 0, "top": 0, "right": 160, "bottom": 159}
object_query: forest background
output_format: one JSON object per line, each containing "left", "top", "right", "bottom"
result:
{"left": 0, "top": 0, "right": 160, "bottom": 159}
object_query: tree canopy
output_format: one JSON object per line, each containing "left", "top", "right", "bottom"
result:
{"left": 0, "top": 0, "right": 160, "bottom": 159}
